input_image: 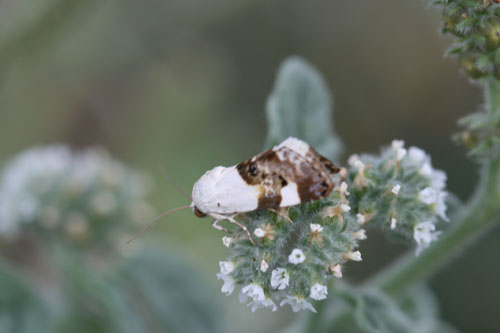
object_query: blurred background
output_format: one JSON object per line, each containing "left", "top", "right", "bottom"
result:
{"left": 0, "top": 0, "right": 498, "bottom": 332}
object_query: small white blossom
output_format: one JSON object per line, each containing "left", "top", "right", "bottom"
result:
{"left": 288, "top": 248, "right": 306, "bottom": 264}
{"left": 347, "top": 154, "right": 361, "bottom": 167}
{"left": 260, "top": 259, "right": 269, "bottom": 272}
{"left": 216, "top": 273, "right": 235, "bottom": 295}
{"left": 222, "top": 236, "right": 233, "bottom": 248}
{"left": 310, "top": 223, "right": 323, "bottom": 233}
{"left": 390, "top": 217, "right": 397, "bottom": 230}
{"left": 340, "top": 204, "right": 351, "bottom": 213}
{"left": 408, "top": 146, "right": 427, "bottom": 164}
{"left": 247, "top": 296, "right": 277, "bottom": 312}
{"left": 391, "top": 184, "right": 401, "bottom": 195}
{"left": 270, "top": 268, "right": 290, "bottom": 290}
{"left": 392, "top": 140, "right": 407, "bottom": 161}
{"left": 219, "top": 261, "right": 234, "bottom": 275}
{"left": 392, "top": 139, "right": 405, "bottom": 151}
{"left": 344, "top": 250, "right": 362, "bottom": 261}
{"left": 414, "top": 221, "right": 441, "bottom": 255}
{"left": 241, "top": 283, "right": 265, "bottom": 302}
{"left": 351, "top": 229, "right": 367, "bottom": 240}
{"left": 419, "top": 163, "right": 433, "bottom": 177}
{"left": 419, "top": 187, "right": 437, "bottom": 205}
{"left": 280, "top": 295, "right": 317, "bottom": 313}
{"left": 354, "top": 160, "right": 365, "bottom": 172}
{"left": 254, "top": 227, "right": 266, "bottom": 238}
{"left": 356, "top": 213, "right": 366, "bottom": 224}
{"left": 310, "top": 283, "right": 328, "bottom": 300}
{"left": 431, "top": 169, "right": 447, "bottom": 191}
{"left": 435, "top": 191, "right": 448, "bottom": 221}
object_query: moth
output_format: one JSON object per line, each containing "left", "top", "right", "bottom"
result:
{"left": 191, "top": 137, "right": 340, "bottom": 244}
{"left": 129, "top": 137, "right": 339, "bottom": 245}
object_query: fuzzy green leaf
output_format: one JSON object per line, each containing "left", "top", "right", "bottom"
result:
{"left": 353, "top": 286, "right": 455, "bottom": 333}
{"left": 265, "top": 56, "right": 343, "bottom": 161}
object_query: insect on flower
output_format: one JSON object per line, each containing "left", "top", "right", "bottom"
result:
{"left": 129, "top": 137, "right": 339, "bottom": 244}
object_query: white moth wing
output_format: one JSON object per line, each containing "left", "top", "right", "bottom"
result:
{"left": 274, "top": 137, "right": 310, "bottom": 157}
{"left": 279, "top": 182, "right": 301, "bottom": 207}
{"left": 192, "top": 166, "right": 259, "bottom": 215}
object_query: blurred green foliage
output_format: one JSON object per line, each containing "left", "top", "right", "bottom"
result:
{"left": 0, "top": 0, "right": 499, "bottom": 332}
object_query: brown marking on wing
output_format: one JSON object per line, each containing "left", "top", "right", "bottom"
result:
{"left": 319, "top": 155, "right": 341, "bottom": 174}
{"left": 257, "top": 190, "right": 282, "bottom": 209}
{"left": 236, "top": 144, "right": 340, "bottom": 208}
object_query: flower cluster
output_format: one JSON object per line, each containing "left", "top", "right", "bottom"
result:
{"left": 346, "top": 140, "right": 449, "bottom": 255}
{"left": 216, "top": 182, "right": 365, "bottom": 312}
{"left": 434, "top": 0, "right": 500, "bottom": 79}
{"left": 0, "top": 145, "right": 153, "bottom": 249}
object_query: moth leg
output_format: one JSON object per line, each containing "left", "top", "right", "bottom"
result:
{"left": 211, "top": 213, "right": 255, "bottom": 245}
{"left": 268, "top": 208, "right": 293, "bottom": 223}
{"left": 211, "top": 219, "right": 232, "bottom": 234}
{"left": 228, "top": 215, "right": 255, "bottom": 246}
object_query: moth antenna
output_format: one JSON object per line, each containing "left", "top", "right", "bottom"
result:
{"left": 126, "top": 205, "right": 190, "bottom": 244}
{"left": 159, "top": 166, "right": 191, "bottom": 201}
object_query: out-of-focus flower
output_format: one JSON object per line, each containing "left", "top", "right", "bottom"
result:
{"left": 0, "top": 145, "right": 153, "bottom": 248}
{"left": 310, "top": 283, "right": 328, "bottom": 300}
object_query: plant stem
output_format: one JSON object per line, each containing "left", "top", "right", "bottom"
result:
{"left": 486, "top": 78, "right": 500, "bottom": 115}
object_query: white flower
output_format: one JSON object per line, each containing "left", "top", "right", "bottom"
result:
{"left": 247, "top": 296, "right": 277, "bottom": 312}
{"left": 419, "top": 187, "right": 448, "bottom": 221}
{"left": 396, "top": 148, "right": 407, "bottom": 161}
{"left": 392, "top": 139, "right": 405, "bottom": 151}
{"left": 419, "top": 187, "right": 437, "bottom": 205}
{"left": 216, "top": 273, "right": 235, "bottom": 295}
{"left": 414, "top": 221, "right": 441, "bottom": 255}
{"left": 219, "top": 261, "right": 234, "bottom": 275}
{"left": 340, "top": 204, "right": 351, "bottom": 213}
{"left": 310, "top": 223, "right": 323, "bottom": 233}
{"left": 408, "top": 146, "right": 427, "bottom": 164}
{"left": 344, "top": 250, "right": 362, "bottom": 261}
{"left": 280, "top": 295, "right": 316, "bottom": 313}
{"left": 356, "top": 213, "right": 366, "bottom": 224}
{"left": 254, "top": 227, "right": 266, "bottom": 238}
{"left": 270, "top": 268, "right": 290, "bottom": 290}
{"left": 241, "top": 283, "right": 265, "bottom": 302}
{"left": 222, "top": 236, "right": 233, "bottom": 248}
{"left": 435, "top": 191, "right": 448, "bottom": 221}
{"left": 419, "top": 163, "right": 433, "bottom": 177}
{"left": 391, "top": 184, "right": 401, "bottom": 195}
{"left": 392, "top": 140, "right": 407, "bottom": 161}
{"left": 431, "top": 169, "right": 447, "bottom": 191}
{"left": 354, "top": 160, "right": 365, "bottom": 172}
{"left": 351, "top": 229, "right": 367, "bottom": 240}
{"left": 260, "top": 259, "right": 269, "bottom": 272}
{"left": 390, "top": 217, "right": 397, "bottom": 230}
{"left": 348, "top": 154, "right": 361, "bottom": 167}
{"left": 288, "top": 248, "right": 306, "bottom": 264}
{"left": 310, "top": 283, "right": 328, "bottom": 300}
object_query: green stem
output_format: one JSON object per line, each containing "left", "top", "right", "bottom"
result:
{"left": 486, "top": 78, "right": 500, "bottom": 115}
{"left": 302, "top": 79, "right": 500, "bottom": 332}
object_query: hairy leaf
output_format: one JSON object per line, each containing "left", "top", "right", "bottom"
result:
{"left": 265, "top": 56, "right": 343, "bottom": 161}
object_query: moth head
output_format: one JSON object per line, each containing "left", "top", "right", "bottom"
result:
{"left": 193, "top": 205, "right": 207, "bottom": 218}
